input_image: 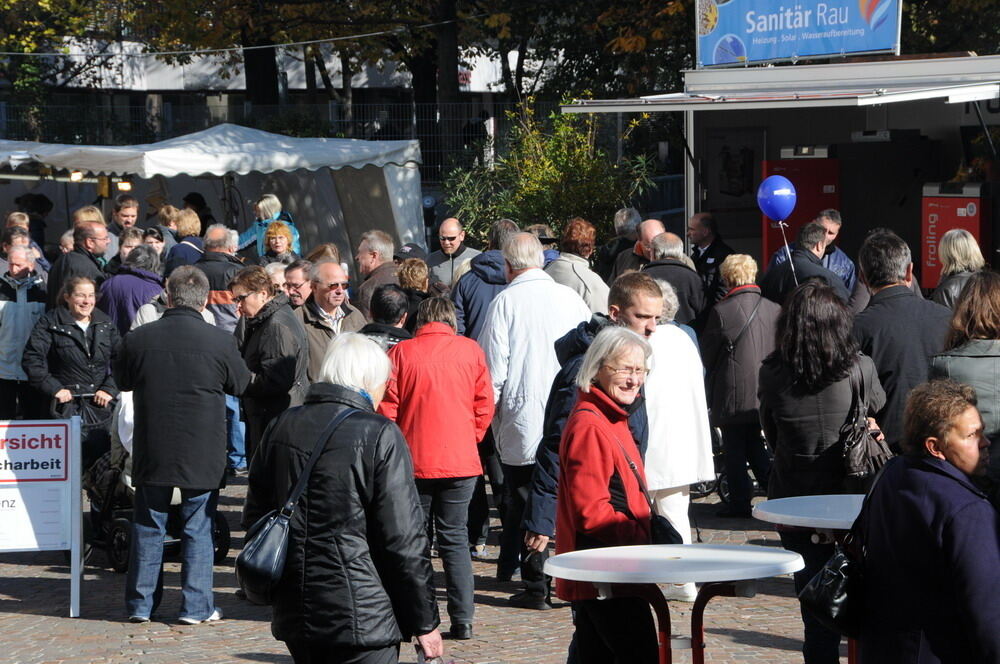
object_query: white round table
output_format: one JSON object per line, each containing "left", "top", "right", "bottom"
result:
{"left": 545, "top": 543, "right": 803, "bottom": 584}
{"left": 752, "top": 494, "right": 864, "bottom": 530}
{"left": 545, "top": 544, "right": 803, "bottom": 664}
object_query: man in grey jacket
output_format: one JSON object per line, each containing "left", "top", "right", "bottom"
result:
{"left": 427, "top": 218, "right": 480, "bottom": 287}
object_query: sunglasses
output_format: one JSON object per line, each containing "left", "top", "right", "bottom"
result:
{"left": 233, "top": 292, "right": 253, "bottom": 304}
{"left": 314, "top": 281, "right": 350, "bottom": 290}
{"left": 439, "top": 235, "right": 458, "bottom": 242}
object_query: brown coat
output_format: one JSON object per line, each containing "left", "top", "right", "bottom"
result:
{"left": 294, "top": 297, "right": 367, "bottom": 382}
{"left": 700, "top": 285, "right": 781, "bottom": 426}
{"left": 356, "top": 261, "right": 399, "bottom": 320}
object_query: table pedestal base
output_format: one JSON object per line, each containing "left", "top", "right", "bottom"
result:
{"left": 594, "top": 580, "right": 757, "bottom": 664}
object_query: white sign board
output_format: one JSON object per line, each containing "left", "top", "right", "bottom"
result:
{"left": 0, "top": 418, "right": 82, "bottom": 616}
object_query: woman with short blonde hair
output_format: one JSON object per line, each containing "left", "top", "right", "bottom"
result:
{"left": 163, "top": 209, "right": 205, "bottom": 276}
{"left": 719, "top": 254, "right": 758, "bottom": 289}
{"left": 932, "top": 229, "right": 986, "bottom": 310}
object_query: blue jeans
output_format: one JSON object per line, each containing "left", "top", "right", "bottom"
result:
{"left": 226, "top": 394, "right": 246, "bottom": 470}
{"left": 415, "top": 476, "right": 477, "bottom": 625}
{"left": 125, "top": 485, "right": 218, "bottom": 621}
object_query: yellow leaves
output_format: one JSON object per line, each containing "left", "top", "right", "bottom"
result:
{"left": 608, "top": 34, "right": 647, "bottom": 54}
{"left": 658, "top": 1, "right": 687, "bottom": 17}
{"left": 485, "top": 12, "right": 512, "bottom": 39}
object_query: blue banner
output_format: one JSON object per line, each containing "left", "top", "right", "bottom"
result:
{"left": 696, "top": 0, "right": 900, "bottom": 68}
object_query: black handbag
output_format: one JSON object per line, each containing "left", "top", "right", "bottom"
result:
{"left": 841, "top": 358, "right": 892, "bottom": 492}
{"left": 797, "top": 468, "right": 883, "bottom": 638}
{"left": 610, "top": 430, "right": 683, "bottom": 545}
{"left": 235, "top": 407, "right": 358, "bottom": 605}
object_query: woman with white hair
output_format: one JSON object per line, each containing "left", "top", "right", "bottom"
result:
{"left": 243, "top": 332, "right": 443, "bottom": 664}
{"left": 931, "top": 228, "right": 985, "bottom": 310}
{"left": 554, "top": 327, "right": 657, "bottom": 663}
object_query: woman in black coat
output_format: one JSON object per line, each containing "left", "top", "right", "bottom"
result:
{"left": 700, "top": 254, "right": 781, "bottom": 518}
{"left": 758, "top": 282, "right": 886, "bottom": 664}
{"left": 229, "top": 266, "right": 309, "bottom": 464}
{"left": 242, "top": 332, "right": 443, "bottom": 664}
{"left": 22, "top": 275, "right": 120, "bottom": 466}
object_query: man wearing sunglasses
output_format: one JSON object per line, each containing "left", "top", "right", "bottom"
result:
{"left": 428, "top": 218, "right": 480, "bottom": 288}
{"left": 293, "top": 260, "right": 367, "bottom": 382}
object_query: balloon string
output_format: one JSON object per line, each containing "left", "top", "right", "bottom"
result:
{"left": 778, "top": 220, "right": 798, "bottom": 287}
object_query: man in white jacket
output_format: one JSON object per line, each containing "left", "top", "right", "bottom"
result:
{"left": 479, "top": 232, "right": 590, "bottom": 594}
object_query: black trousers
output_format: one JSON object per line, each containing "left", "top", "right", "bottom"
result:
{"left": 572, "top": 597, "right": 658, "bottom": 664}
{"left": 286, "top": 642, "right": 399, "bottom": 664}
{"left": 720, "top": 422, "right": 771, "bottom": 512}
{"left": 499, "top": 462, "right": 548, "bottom": 598}
{"left": 780, "top": 530, "right": 842, "bottom": 664}
{"left": 468, "top": 430, "right": 505, "bottom": 546}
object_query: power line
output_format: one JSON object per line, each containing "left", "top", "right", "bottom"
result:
{"left": 0, "top": 16, "right": 475, "bottom": 59}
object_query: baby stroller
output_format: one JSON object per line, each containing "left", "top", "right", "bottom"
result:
{"left": 82, "top": 394, "right": 231, "bottom": 572}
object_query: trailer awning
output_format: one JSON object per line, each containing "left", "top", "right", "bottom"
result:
{"left": 563, "top": 54, "right": 1000, "bottom": 114}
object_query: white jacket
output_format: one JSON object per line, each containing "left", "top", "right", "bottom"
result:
{"left": 644, "top": 324, "right": 715, "bottom": 489}
{"left": 479, "top": 269, "right": 590, "bottom": 466}
{"left": 544, "top": 253, "right": 610, "bottom": 314}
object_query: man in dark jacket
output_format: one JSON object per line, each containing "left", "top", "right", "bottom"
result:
{"left": 853, "top": 230, "right": 952, "bottom": 452}
{"left": 452, "top": 219, "right": 519, "bottom": 340}
{"left": 688, "top": 212, "right": 734, "bottom": 307}
{"left": 608, "top": 218, "right": 664, "bottom": 283}
{"left": 766, "top": 209, "right": 857, "bottom": 293}
{"left": 641, "top": 232, "right": 705, "bottom": 326}
{"left": 594, "top": 207, "right": 641, "bottom": 283}
{"left": 518, "top": 273, "right": 661, "bottom": 609}
{"left": 359, "top": 284, "right": 413, "bottom": 351}
{"left": 862, "top": 380, "right": 1000, "bottom": 663}
{"left": 114, "top": 266, "right": 250, "bottom": 624}
{"left": 761, "top": 221, "right": 850, "bottom": 305}
{"left": 196, "top": 225, "right": 247, "bottom": 472}
{"left": 46, "top": 221, "right": 109, "bottom": 310}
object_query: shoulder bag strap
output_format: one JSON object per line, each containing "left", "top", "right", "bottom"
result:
{"left": 577, "top": 406, "right": 657, "bottom": 514}
{"left": 278, "top": 407, "right": 358, "bottom": 517}
{"left": 710, "top": 295, "right": 762, "bottom": 375}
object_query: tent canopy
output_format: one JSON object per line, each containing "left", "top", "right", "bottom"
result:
{"left": 0, "top": 123, "right": 421, "bottom": 178}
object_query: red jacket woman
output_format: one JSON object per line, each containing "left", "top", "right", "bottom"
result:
{"left": 555, "top": 375, "right": 652, "bottom": 603}
{"left": 380, "top": 320, "right": 494, "bottom": 478}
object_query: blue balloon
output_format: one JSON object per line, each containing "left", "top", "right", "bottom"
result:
{"left": 757, "top": 175, "right": 797, "bottom": 221}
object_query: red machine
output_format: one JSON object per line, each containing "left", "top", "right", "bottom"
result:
{"left": 921, "top": 183, "right": 990, "bottom": 289}
{"left": 760, "top": 158, "right": 840, "bottom": 264}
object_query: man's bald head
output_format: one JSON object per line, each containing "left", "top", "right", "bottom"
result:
{"left": 637, "top": 219, "right": 667, "bottom": 258}
{"left": 438, "top": 217, "right": 466, "bottom": 256}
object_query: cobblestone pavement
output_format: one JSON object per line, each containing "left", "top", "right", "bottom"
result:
{"left": 0, "top": 478, "right": 847, "bottom": 663}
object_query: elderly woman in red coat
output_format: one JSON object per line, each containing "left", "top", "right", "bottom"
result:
{"left": 555, "top": 326, "right": 656, "bottom": 664}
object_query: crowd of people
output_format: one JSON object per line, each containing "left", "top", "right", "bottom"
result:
{"left": 2, "top": 190, "right": 999, "bottom": 664}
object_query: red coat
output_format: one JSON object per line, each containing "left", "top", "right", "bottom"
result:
{"left": 379, "top": 322, "right": 494, "bottom": 479}
{"left": 555, "top": 387, "right": 651, "bottom": 602}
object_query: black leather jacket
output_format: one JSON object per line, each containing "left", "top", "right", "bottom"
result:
{"left": 931, "top": 270, "right": 974, "bottom": 310}
{"left": 242, "top": 383, "right": 440, "bottom": 647}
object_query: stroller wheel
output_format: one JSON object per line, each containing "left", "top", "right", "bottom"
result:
{"left": 107, "top": 518, "right": 132, "bottom": 573}
{"left": 716, "top": 472, "right": 731, "bottom": 504}
{"left": 690, "top": 479, "right": 718, "bottom": 500}
{"left": 212, "top": 512, "right": 231, "bottom": 565}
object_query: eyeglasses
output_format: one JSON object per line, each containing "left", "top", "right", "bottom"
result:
{"left": 603, "top": 365, "right": 648, "bottom": 378}
{"left": 439, "top": 235, "right": 458, "bottom": 242}
{"left": 285, "top": 281, "right": 308, "bottom": 291}
{"left": 233, "top": 292, "right": 253, "bottom": 304}
{"left": 314, "top": 281, "right": 350, "bottom": 290}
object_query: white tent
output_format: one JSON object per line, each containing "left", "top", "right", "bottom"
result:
{"left": 0, "top": 124, "right": 425, "bottom": 261}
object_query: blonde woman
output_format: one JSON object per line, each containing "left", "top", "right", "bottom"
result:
{"left": 931, "top": 228, "right": 985, "bottom": 310}
{"left": 163, "top": 208, "right": 205, "bottom": 276}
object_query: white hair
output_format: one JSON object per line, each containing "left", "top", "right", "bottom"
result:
{"left": 6, "top": 244, "right": 30, "bottom": 260}
{"left": 652, "top": 279, "right": 680, "bottom": 323}
{"left": 359, "top": 230, "right": 394, "bottom": 262}
{"left": 650, "top": 233, "right": 685, "bottom": 261}
{"left": 264, "top": 262, "right": 287, "bottom": 277}
{"left": 502, "top": 232, "right": 544, "bottom": 271}
{"left": 317, "top": 332, "right": 391, "bottom": 395}
{"left": 256, "top": 194, "right": 282, "bottom": 220}
{"left": 575, "top": 327, "right": 652, "bottom": 392}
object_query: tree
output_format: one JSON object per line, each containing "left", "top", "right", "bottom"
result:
{"left": 443, "top": 102, "right": 653, "bottom": 244}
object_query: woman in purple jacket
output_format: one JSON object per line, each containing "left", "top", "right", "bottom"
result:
{"left": 98, "top": 244, "right": 165, "bottom": 335}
